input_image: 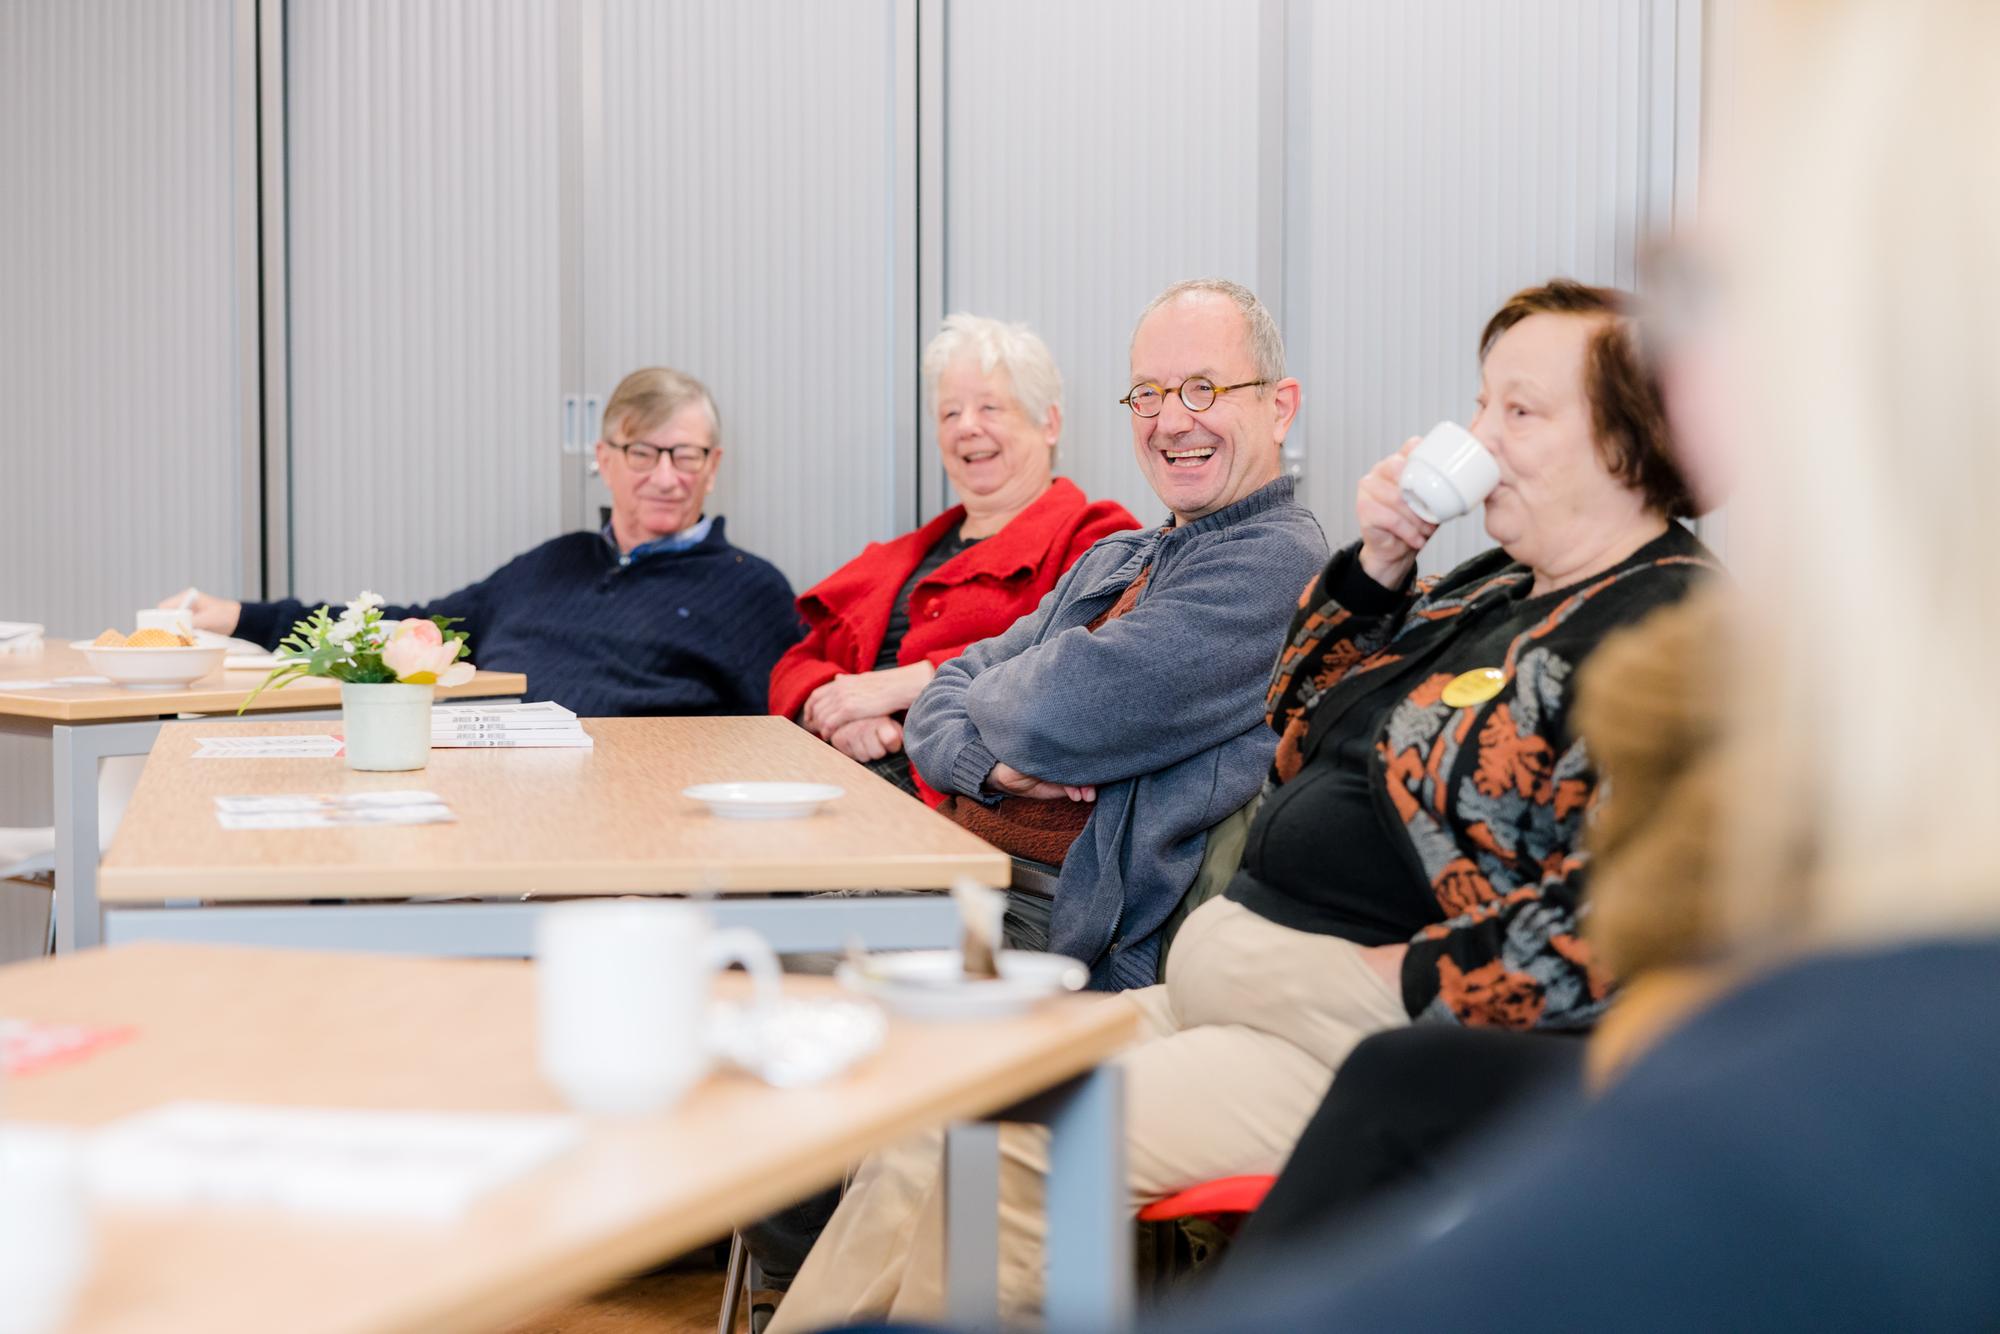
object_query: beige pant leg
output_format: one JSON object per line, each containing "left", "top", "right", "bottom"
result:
{"left": 768, "top": 989, "right": 1176, "bottom": 1334}
{"left": 773, "top": 900, "right": 1408, "bottom": 1330}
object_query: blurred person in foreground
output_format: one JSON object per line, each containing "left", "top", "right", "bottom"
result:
{"left": 163, "top": 367, "right": 801, "bottom": 717}
{"left": 1128, "top": 1, "right": 2000, "bottom": 1328}
{"left": 772, "top": 272, "right": 1716, "bottom": 1329}
{"left": 768, "top": 315, "right": 1138, "bottom": 799}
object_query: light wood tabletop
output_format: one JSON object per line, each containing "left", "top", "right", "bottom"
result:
{"left": 98, "top": 716, "right": 1009, "bottom": 903}
{"left": 0, "top": 641, "right": 526, "bottom": 723}
{"left": 0, "top": 943, "right": 1138, "bottom": 1334}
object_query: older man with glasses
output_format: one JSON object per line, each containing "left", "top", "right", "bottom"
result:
{"left": 163, "top": 366, "right": 802, "bottom": 717}
{"left": 762, "top": 276, "right": 1328, "bottom": 1332}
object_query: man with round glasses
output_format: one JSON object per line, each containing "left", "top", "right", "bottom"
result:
{"left": 162, "top": 366, "right": 801, "bottom": 717}
{"left": 771, "top": 278, "right": 1326, "bottom": 1328}
{"left": 901, "top": 276, "right": 1326, "bottom": 986}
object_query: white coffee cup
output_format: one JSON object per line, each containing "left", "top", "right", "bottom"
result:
{"left": 1399, "top": 421, "right": 1501, "bottom": 524}
{"left": 536, "top": 900, "right": 781, "bottom": 1116}
{"left": 135, "top": 608, "right": 194, "bottom": 640}
{"left": 0, "top": 1128, "right": 93, "bottom": 1334}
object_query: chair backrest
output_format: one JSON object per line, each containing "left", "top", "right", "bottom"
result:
{"left": 1157, "top": 794, "right": 1260, "bottom": 982}
{"left": 1008, "top": 855, "right": 1063, "bottom": 901}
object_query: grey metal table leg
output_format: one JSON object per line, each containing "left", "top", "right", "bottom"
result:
{"left": 51, "top": 722, "right": 116, "bottom": 951}
{"left": 1039, "top": 1065, "right": 1130, "bottom": 1330}
{"left": 944, "top": 1121, "right": 1002, "bottom": 1330}
{"left": 944, "top": 1064, "right": 1130, "bottom": 1332}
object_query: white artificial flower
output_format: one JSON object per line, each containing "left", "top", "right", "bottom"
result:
{"left": 327, "top": 620, "right": 359, "bottom": 646}
{"left": 347, "top": 591, "right": 384, "bottom": 615}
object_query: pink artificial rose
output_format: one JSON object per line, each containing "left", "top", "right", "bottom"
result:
{"left": 381, "top": 618, "right": 474, "bottom": 686}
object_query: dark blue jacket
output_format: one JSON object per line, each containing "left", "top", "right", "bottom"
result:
{"left": 237, "top": 519, "right": 802, "bottom": 718}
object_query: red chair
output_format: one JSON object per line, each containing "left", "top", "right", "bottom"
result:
{"left": 1137, "top": 1173, "right": 1276, "bottom": 1296}
{"left": 1138, "top": 1174, "right": 1277, "bottom": 1229}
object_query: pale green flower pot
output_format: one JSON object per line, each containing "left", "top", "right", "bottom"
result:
{"left": 340, "top": 681, "right": 434, "bottom": 772}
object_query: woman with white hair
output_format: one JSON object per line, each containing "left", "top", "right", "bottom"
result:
{"left": 769, "top": 314, "right": 1138, "bottom": 798}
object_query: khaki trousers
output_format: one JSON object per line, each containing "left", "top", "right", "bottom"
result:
{"left": 768, "top": 896, "right": 1410, "bottom": 1331}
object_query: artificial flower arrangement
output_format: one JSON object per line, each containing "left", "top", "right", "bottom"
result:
{"left": 241, "top": 592, "right": 473, "bottom": 709}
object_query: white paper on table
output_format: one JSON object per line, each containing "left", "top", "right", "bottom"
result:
{"left": 3, "top": 676, "right": 113, "bottom": 690}
{"left": 213, "top": 790, "right": 455, "bottom": 829}
{"left": 431, "top": 730, "right": 593, "bottom": 749}
{"left": 431, "top": 701, "right": 577, "bottom": 730}
{"left": 83, "top": 1101, "right": 581, "bottom": 1223}
{"left": 194, "top": 734, "right": 343, "bottom": 759}
{"left": 215, "top": 806, "right": 455, "bottom": 830}
{"left": 0, "top": 621, "right": 43, "bottom": 654}
{"left": 224, "top": 652, "right": 287, "bottom": 671}
{"left": 215, "top": 790, "right": 444, "bottom": 812}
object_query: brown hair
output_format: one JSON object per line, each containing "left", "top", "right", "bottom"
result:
{"left": 601, "top": 367, "right": 721, "bottom": 448}
{"left": 1480, "top": 279, "right": 1696, "bottom": 519}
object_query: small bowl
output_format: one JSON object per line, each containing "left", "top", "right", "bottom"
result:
{"left": 69, "top": 641, "right": 227, "bottom": 691}
{"left": 681, "top": 782, "right": 845, "bottom": 820}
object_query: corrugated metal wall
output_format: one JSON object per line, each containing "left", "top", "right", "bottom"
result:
{"left": 937, "top": 0, "right": 1267, "bottom": 528}
{"left": 0, "top": 0, "right": 1701, "bottom": 830}
{"left": 283, "top": 0, "right": 564, "bottom": 604}
{"left": 582, "top": 0, "right": 902, "bottom": 592}
{"left": 0, "top": 0, "right": 245, "bottom": 825}
{"left": 1288, "top": 0, "right": 1695, "bottom": 575}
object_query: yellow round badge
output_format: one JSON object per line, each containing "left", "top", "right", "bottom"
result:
{"left": 1441, "top": 667, "right": 1507, "bottom": 708}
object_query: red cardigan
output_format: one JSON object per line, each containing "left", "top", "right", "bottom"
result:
{"left": 769, "top": 478, "right": 1140, "bottom": 798}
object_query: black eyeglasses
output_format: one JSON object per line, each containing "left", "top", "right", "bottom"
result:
{"left": 608, "top": 440, "right": 715, "bottom": 474}
{"left": 1119, "top": 377, "right": 1268, "bottom": 418}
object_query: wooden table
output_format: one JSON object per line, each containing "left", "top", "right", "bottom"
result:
{"left": 96, "top": 717, "right": 1009, "bottom": 954}
{"left": 0, "top": 640, "right": 526, "bottom": 951}
{"left": 1, "top": 943, "right": 1136, "bottom": 1334}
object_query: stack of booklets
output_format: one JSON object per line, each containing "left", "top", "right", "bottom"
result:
{"left": 430, "top": 700, "right": 593, "bottom": 749}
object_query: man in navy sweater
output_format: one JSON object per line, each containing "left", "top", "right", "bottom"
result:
{"left": 163, "top": 368, "right": 802, "bottom": 717}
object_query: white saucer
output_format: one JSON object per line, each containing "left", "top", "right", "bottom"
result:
{"left": 681, "top": 782, "right": 844, "bottom": 820}
{"left": 835, "top": 949, "right": 1089, "bottom": 1020}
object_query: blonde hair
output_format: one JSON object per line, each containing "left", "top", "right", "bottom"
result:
{"left": 1719, "top": 0, "right": 2000, "bottom": 953}
{"left": 601, "top": 367, "right": 720, "bottom": 447}
{"left": 921, "top": 314, "right": 1063, "bottom": 429}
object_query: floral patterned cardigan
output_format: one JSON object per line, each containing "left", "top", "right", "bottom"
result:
{"left": 1262, "top": 524, "right": 1717, "bottom": 1029}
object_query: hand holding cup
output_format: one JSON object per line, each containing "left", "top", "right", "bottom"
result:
{"left": 1355, "top": 437, "right": 1440, "bottom": 590}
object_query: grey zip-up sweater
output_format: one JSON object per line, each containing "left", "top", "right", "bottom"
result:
{"left": 905, "top": 476, "right": 1329, "bottom": 990}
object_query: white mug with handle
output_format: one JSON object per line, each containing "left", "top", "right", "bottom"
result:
{"left": 1399, "top": 420, "right": 1501, "bottom": 524}
{"left": 537, "top": 900, "right": 781, "bottom": 1116}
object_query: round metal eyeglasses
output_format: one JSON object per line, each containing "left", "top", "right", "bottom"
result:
{"left": 1118, "top": 377, "right": 1268, "bottom": 418}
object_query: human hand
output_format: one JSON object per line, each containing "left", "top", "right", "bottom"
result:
{"left": 1355, "top": 438, "right": 1439, "bottom": 590}
{"left": 801, "top": 662, "right": 937, "bottom": 737}
{"left": 159, "top": 587, "right": 242, "bottom": 635}
{"left": 1357, "top": 942, "right": 1409, "bottom": 999}
{"left": 826, "top": 715, "right": 903, "bottom": 763}
{"left": 986, "top": 762, "right": 1095, "bottom": 803}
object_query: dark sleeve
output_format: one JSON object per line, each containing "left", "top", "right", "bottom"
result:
{"left": 1402, "top": 781, "right": 1607, "bottom": 1030}
{"left": 723, "top": 564, "right": 806, "bottom": 715}
{"left": 237, "top": 576, "right": 498, "bottom": 652}
{"left": 1264, "top": 543, "right": 1418, "bottom": 732}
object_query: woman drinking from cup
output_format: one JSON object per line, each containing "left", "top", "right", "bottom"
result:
{"left": 769, "top": 279, "right": 1720, "bottom": 1330}
{"left": 768, "top": 314, "right": 1138, "bottom": 799}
